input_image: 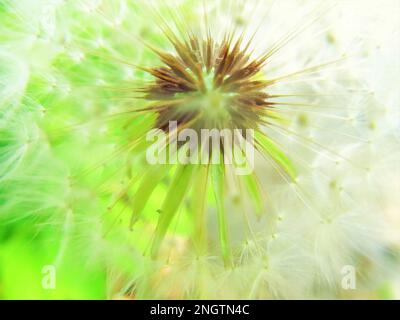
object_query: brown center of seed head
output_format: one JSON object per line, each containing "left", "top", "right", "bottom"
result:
{"left": 138, "top": 32, "right": 273, "bottom": 132}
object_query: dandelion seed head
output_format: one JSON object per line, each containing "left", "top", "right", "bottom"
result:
{"left": 136, "top": 29, "right": 273, "bottom": 133}
{"left": 0, "top": 0, "right": 399, "bottom": 299}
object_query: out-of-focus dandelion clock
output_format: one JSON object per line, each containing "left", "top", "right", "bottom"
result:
{"left": 0, "top": 0, "right": 399, "bottom": 299}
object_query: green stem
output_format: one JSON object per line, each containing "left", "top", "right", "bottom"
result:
{"left": 211, "top": 161, "right": 232, "bottom": 268}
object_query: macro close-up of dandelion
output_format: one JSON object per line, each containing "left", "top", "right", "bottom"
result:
{"left": 0, "top": 0, "right": 399, "bottom": 302}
